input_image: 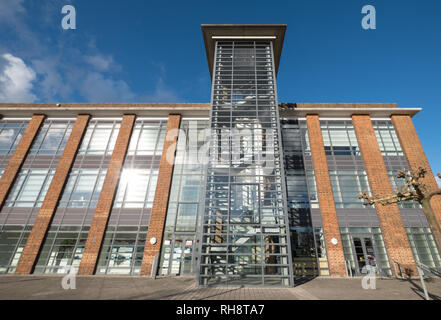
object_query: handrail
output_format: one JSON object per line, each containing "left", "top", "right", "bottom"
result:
{"left": 416, "top": 261, "right": 441, "bottom": 278}
{"left": 345, "top": 260, "right": 353, "bottom": 277}
{"left": 415, "top": 262, "right": 430, "bottom": 300}
{"left": 392, "top": 260, "right": 404, "bottom": 279}
{"left": 415, "top": 261, "right": 441, "bottom": 300}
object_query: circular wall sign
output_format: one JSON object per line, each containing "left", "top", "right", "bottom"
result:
{"left": 331, "top": 238, "right": 338, "bottom": 245}
{"left": 149, "top": 237, "right": 157, "bottom": 245}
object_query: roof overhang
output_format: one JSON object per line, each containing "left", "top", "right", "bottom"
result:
{"left": 0, "top": 103, "right": 211, "bottom": 117}
{"left": 281, "top": 107, "right": 421, "bottom": 118}
{"left": 201, "top": 24, "right": 287, "bottom": 79}
{"left": 0, "top": 103, "right": 421, "bottom": 119}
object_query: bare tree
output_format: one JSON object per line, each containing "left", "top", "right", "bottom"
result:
{"left": 359, "top": 167, "right": 441, "bottom": 254}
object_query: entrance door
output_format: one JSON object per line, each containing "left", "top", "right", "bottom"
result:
{"left": 160, "top": 237, "right": 195, "bottom": 276}
{"left": 351, "top": 235, "right": 378, "bottom": 276}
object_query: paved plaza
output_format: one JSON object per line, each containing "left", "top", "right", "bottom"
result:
{"left": 0, "top": 275, "right": 440, "bottom": 300}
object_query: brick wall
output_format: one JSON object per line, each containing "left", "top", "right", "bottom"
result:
{"left": 306, "top": 115, "right": 347, "bottom": 276}
{"left": 391, "top": 115, "right": 441, "bottom": 226}
{"left": 140, "top": 114, "right": 181, "bottom": 276}
{"left": 0, "top": 115, "right": 45, "bottom": 210}
{"left": 78, "top": 114, "right": 136, "bottom": 275}
{"left": 352, "top": 115, "right": 416, "bottom": 275}
{"left": 15, "top": 115, "right": 90, "bottom": 274}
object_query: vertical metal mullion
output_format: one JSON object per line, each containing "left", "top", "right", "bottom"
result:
{"left": 196, "top": 39, "right": 219, "bottom": 287}
{"left": 255, "top": 41, "right": 265, "bottom": 285}
{"left": 226, "top": 40, "right": 234, "bottom": 285}
{"left": 54, "top": 120, "right": 71, "bottom": 155}
{"left": 269, "top": 40, "right": 295, "bottom": 287}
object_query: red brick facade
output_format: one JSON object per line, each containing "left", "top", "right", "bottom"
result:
{"left": 15, "top": 115, "right": 90, "bottom": 274}
{"left": 391, "top": 115, "right": 441, "bottom": 226}
{"left": 78, "top": 115, "right": 136, "bottom": 275}
{"left": 0, "top": 115, "right": 45, "bottom": 210}
{"left": 352, "top": 115, "right": 416, "bottom": 275}
{"left": 140, "top": 114, "right": 181, "bottom": 276}
{"left": 306, "top": 115, "right": 347, "bottom": 276}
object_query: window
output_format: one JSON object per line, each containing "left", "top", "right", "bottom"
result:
{"left": 0, "top": 119, "right": 75, "bottom": 273}
{"left": 373, "top": 121, "right": 403, "bottom": 156}
{"left": 230, "top": 184, "right": 260, "bottom": 224}
{"left": 176, "top": 203, "right": 198, "bottom": 232}
{"left": 321, "top": 121, "right": 359, "bottom": 156}
{"left": 388, "top": 170, "right": 421, "bottom": 209}
{"left": 0, "top": 120, "right": 28, "bottom": 156}
{"left": 34, "top": 119, "right": 122, "bottom": 275}
{"left": 406, "top": 227, "right": 441, "bottom": 272}
{"left": 114, "top": 169, "right": 158, "bottom": 208}
{"left": 59, "top": 169, "right": 106, "bottom": 208}
{"left": 330, "top": 170, "right": 371, "bottom": 208}
{"left": 97, "top": 119, "right": 166, "bottom": 275}
{"left": 78, "top": 121, "right": 120, "bottom": 155}
{"left": 29, "top": 120, "right": 74, "bottom": 155}
{"left": 5, "top": 169, "right": 54, "bottom": 208}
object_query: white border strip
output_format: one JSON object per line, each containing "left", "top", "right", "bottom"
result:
{"left": 181, "top": 117, "right": 210, "bottom": 121}
{"left": 1, "top": 117, "right": 32, "bottom": 121}
{"left": 90, "top": 117, "right": 123, "bottom": 121}
{"left": 46, "top": 117, "right": 77, "bottom": 121}
{"left": 136, "top": 117, "right": 169, "bottom": 121}
{"left": 285, "top": 117, "right": 396, "bottom": 121}
{"left": 212, "top": 36, "right": 276, "bottom": 39}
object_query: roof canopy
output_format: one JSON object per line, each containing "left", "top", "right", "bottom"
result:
{"left": 201, "top": 24, "right": 287, "bottom": 79}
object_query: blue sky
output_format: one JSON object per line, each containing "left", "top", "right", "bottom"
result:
{"left": 0, "top": 0, "right": 440, "bottom": 183}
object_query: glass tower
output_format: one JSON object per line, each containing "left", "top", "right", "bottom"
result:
{"left": 199, "top": 36, "right": 293, "bottom": 286}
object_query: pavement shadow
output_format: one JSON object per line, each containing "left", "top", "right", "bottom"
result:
{"left": 0, "top": 276, "right": 49, "bottom": 284}
{"left": 125, "top": 286, "right": 244, "bottom": 300}
{"left": 406, "top": 278, "right": 441, "bottom": 300}
{"left": 294, "top": 275, "right": 318, "bottom": 287}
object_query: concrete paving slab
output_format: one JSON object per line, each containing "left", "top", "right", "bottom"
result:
{"left": 0, "top": 275, "right": 440, "bottom": 300}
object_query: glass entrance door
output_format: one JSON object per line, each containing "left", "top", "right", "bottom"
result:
{"left": 160, "top": 236, "right": 195, "bottom": 276}
{"left": 351, "top": 235, "right": 378, "bottom": 276}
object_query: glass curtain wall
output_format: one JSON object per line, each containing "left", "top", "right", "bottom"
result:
{"left": 281, "top": 119, "right": 320, "bottom": 276}
{"left": 406, "top": 227, "right": 441, "bottom": 272}
{"left": 0, "top": 119, "right": 29, "bottom": 178}
{"left": 373, "top": 120, "right": 420, "bottom": 210}
{"left": 34, "top": 119, "right": 120, "bottom": 274}
{"left": 373, "top": 120, "right": 440, "bottom": 267}
{"left": 320, "top": 120, "right": 392, "bottom": 276}
{"left": 159, "top": 120, "right": 208, "bottom": 276}
{"left": 199, "top": 40, "right": 293, "bottom": 286}
{"left": 0, "top": 119, "right": 74, "bottom": 273}
{"left": 96, "top": 119, "right": 167, "bottom": 275}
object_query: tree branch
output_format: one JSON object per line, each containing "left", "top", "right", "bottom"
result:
{"left": 428, "top": 189, "right": 441, "bottom": 201}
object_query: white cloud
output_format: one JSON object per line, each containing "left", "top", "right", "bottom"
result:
{"left": 0, "top": 53, "right": 37, "bottom": 102}
{"left": 32, "top": 57, "right": 71, "bottom": 100}
{"left": 143, "top": 77, "right": 180, "bottom": 102}
{"left": 79, "top": 72, "right": 136, "bottom": 102}
{"left": 0, "top": 2, "right": 181, "bottom": 103}
{"left": 85, "top": 55, "right": 116, "bottom": 72}
{"left": 0, "top": 0, "right": 25, "bottom": 23}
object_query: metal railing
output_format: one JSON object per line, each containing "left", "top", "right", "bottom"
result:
{"left": 415, "top": 261, "right": 441, "bottom": 300}
{"left": 151, "top": 253, "right": 159, "bottom": 279}
{"left": 392, "top": 260, "right": 404, "bottom": 279}
{"left": 345, "top": 260, "right": 353, "bottom": 277}
{"left": 393, "top": 260, "right": 441, "bottom": 300}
